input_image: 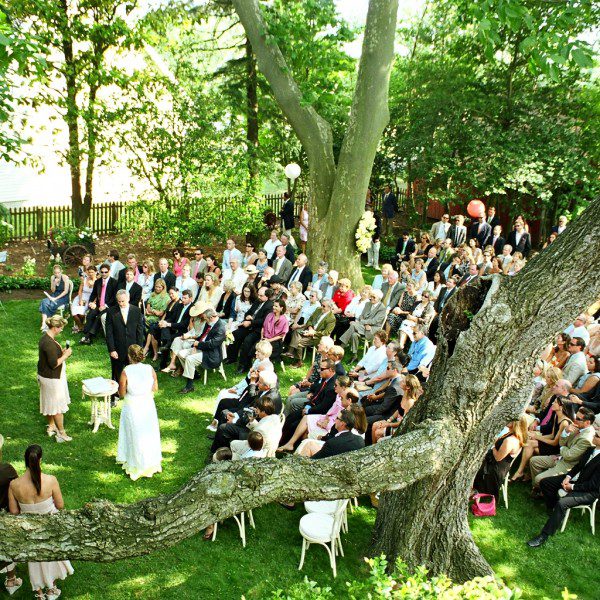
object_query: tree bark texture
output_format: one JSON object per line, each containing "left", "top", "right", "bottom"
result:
{"left": 371, "top": 197, "right": 600, "bottom": 579}
{"left": 234, "top": 0, "right": 399, "bottom": 287}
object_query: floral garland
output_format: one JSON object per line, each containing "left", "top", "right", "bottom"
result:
{"left": 355, "top": 210, "right": 376, "bottom": 253}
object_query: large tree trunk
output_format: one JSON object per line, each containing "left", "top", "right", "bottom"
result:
{"left": 245, "top": 36, "right": 259, "bottom": 179}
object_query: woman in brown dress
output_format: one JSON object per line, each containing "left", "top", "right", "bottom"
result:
{"left": 37, "top": 316, "right": 72, "bottom": 442}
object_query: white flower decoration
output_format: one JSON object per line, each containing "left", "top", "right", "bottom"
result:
{"left": 355, "top": 211, "right": 376, "bottom": 253}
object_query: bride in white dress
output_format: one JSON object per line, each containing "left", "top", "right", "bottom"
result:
{"left": 116, "top": 345, "right": 162, "bottom": 480}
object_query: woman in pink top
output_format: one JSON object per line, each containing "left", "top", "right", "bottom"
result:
{"left": 172, "top": 248, "right": 189, "bottom": 277}
{"left": 258, "top": 299, "right": 289, "bottom": 366}
{"left": 277, "top": 378, "right": 355, "bottom": 452}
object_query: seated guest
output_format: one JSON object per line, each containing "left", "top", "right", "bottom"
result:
{"left": 438, "top": 238, "right": 454, "bottom": 267}
{"left": 138, "top": 258, "right": 156, "bottom": 302}
{"left": 295, "top": 289, "right": 322, "bottom": 327}
{"left": 425, "top": 271, "right": 446, "bottom": 300}
{"left": 161, "top": 305, "right": 206, "bottom": 374}
{"left": 106, "top": 248, "right": 125, "bottom": 279}
{"left": 242, "top": 242, "right": 258, "bottom": 268}
{"left": 564, "top": 314, "right": 591, "bottom": 346}
{"left": 371, "top": 375, "right": 422, "bottom": 444}
{"left": 175, "top": 263, "right": 198, "bottom": 300}
{"left": 332, "top": 285, "right": 372, "bottom": 340}
{"left": 207, "top": 341, "right": 274, "bottom": 431}
{"left": 380, "top": 271, "right": 402, "bottom": 311}
{"left": 196, "top": 272, "right": 223, "bottom": 309}
{"left": 272, "top": 244, "right": 293, "bottom": 282}
{"left": 178, "top": 308, "right": 227, "bottom": 394}
{"left": 285, "top": 281, "right": 305, "bottom": 323}
{"left": 238, "top": 299, "right": 289, "bottom": 373}
{"left": 153, "top": 257, "right": 176, "bottom": 290}
{"left": 221, "top": 257, "right": 247, "bottom": 294}
{"left": 222, "top": 238, "right": 243, "bottom": 271}
{"left": 278, "top": 378, "right": 355, "bottom": 452}
{"left": 255, "top": 249, "right": 270, "bottom": 275}
{"left": 307, "top": 261, "right": 329, "bottom": 295}
{"left": 473, "top": 417, "right": 527, "bottom": 499}
{"left": 279, "top": 233, "right": 295, "bottom": 263}
{"left": 228, "top": 283, "right": 257, "bottom": 331}
{"left": 144, "top": 286, "right": 180, "bottom": 360}
{"left": 572, "top": 355, "right": 600, "bottom": 395}
{"left": 511, "top": 395, "right": 575, "bottom": 481}
{"left": 211, "top": 372, "right": 281, "bottom": 452}
{"left": 363, "top": 360, "right": 403, "bottom": 439}
{"left": 118, "top": 267, "right": 143, "bottom": 308}
{"left": 263, "top": 229, "right": 282, "bottom": 262}
{"left": 458, "top": 263, "right": 479, "bottom": 287}
{"left": 117, "top": 253, "right": 142, "bottom": 287}
{"left": 216, "top": 279, "right": 236, "bottom": 323}
{"left": 39, "top": 264, "right": 71, "bottom": 331}
{"left": 190, "top": 248, "right": 206, "bottom": 279}
{"left": 349, "top": 330, "right": 388, "bottom": 381}
{"left": 398, "top": 291, "right": 435, "bottom": 349}
{"left": 287, "top": 253, "right": 312, "bottom": 291}
{"left": 71, "top": 265, "right": 97, "bottom": 333}
{"left": 321, "top": 269, "right": 339, "bottom": 300}
{"left": 541, "top": 333, "right": 571, "bottom": 370}
{"left": 530, "top": 407, "right": 596, "bottom": 489}
{"left": 356, "top": 341, "right": 403, "bottom": 399}
{"left": 410, "top": 259, "right": 428, "bottom": 294}
{"left": 331, "top": 278, "right": 355, "bottom": 315}
{"left": 267, "top": 275, "right": 287, "bottom": 302}
{"left": 205, "top": 254, "right": 222, "bottom": 280}
{"left": 384, "top": 281, "right": 419, "bottom": 336}
{"left": 286, "top": 299, "right": 336, "bottom": 367}
{"left": 80, "top": 263, "right": 118, "bottom": 345}
{"left": 527, "top": 418, "right": 600, "bottom": 547}
{"left": 339, "top": 289, "right": 386, "bottom": 360}
{"left": 423, "top": 247, "right": 439, "bottom": 282}
{"left": 402, "top": 326, "right": 436, "bottom": 381}
{"left": 231, "top": 430, "right": 266, "bottom": 460}
{"left": 144, "top": 278, "right": 170, "bottom": 332}
{"left": 396, "top": 233, "right": 416, "bottom": 264}
{"left": 243, "top": 264, "right": 259, "bottom": 288}
{"left": 562, "top": 337, "right": 588, "bottom": 385}
{"left": 328, "top": 345, "right": 346, "bottom": 376}
{"left": 156, "top": 290, "right": 193, "bottom": 368}
{"left": 312, "top": 408, "right": 366, "bottom": 459}
{"left": 256, "top": 266, "right": 274, "bottom": 289}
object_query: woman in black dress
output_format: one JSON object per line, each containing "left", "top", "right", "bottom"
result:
{"left": 473, "top": 417, "right": 528, "bottom": 498}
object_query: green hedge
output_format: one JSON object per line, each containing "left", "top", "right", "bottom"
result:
{"left": 0, "top": 275, "right": 80, "bottom": 293}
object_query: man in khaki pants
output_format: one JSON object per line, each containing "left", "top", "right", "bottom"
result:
{"left": 530, "top": 407, "right": 595, "bottom": 489}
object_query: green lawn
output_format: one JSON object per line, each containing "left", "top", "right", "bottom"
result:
{"left": 0, "top": 298, "right": 598, "bottom": 599}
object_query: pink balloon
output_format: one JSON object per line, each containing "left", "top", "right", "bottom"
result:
{"left": 467, "top": 199, "right": 486, "bottom": 218}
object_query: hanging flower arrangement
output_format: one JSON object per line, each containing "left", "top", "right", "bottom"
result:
{"left": 355, "top": 211, "right": 376, "bottom": 253}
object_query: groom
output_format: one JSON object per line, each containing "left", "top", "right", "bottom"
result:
{"left": 105, "top": 290, "right": 144, "bottom": 399}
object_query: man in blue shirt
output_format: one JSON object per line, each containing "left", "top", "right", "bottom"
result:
{"left": 222, "top": 239, "right": 243, "bottom": 271}
{"left": 404, "top": 326, "right": 436, "bottom": 382}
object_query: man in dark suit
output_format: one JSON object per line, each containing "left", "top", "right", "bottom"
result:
{"left": 158, "top": 290, "right": 193, "bottom": 368}
{"left": 105, "top": 289, "right": 144, "bottom": 395}
{"left": 447, "top": 215, "right": 467, "bottom": 247}
{"left": 153, "top": 257, "right": 176, "bottom": 290}
{"left": 459, "top": 263, "right": 479, "bottom": 287}
{"left": 119, "top": 267, "right": 143, "bottom": 307}
{"left": 279, "top": 191, "right": 295, "bottom": 236}
{"left": 506, "top": 223, "right": 532, "bottom": 257}
{"left": 287, "top": 253, "right": 312, "bottom": 291}
{"left": 551, "top": 215, "right": 568, "bottom": 235}
{"left": 527, "top": 424, "right": 600, "bottom": 547}
{"left": 485, "top": 206, "right": 500, "bottom": 230}
{"left": 312, "top": 408, "right": 365, "bottom": 459}
{"left": 117, "top": 253, "right": 143, "bottom": 287}
{"left": 489, "top": 225, "right": 505, "bottom": 255}
{"left": 396, "top": 232, "right": 415, "bottom": 263}
{"left": 272, "top": 244, "right": 293, "bottom": 281}
{"left": 283, "top": 358, "right": 337, "bottom": 418}
{"left": 280, "top": 234, "right": 296, "bottom": 263}
{"left": 423, "top": 247, "right": 440, "bottom": 282}
{"left": 179, "top": 308, "right": 227, "bottom": 393}
{"left": 469, "top": 216, "right": 492, "bottom": 248}
{"left": 429, "top": 277, "right": 457, "bottom": 342}
{"left": 81, "top": 263, "right": 118, "bottom": 344}
{"left": 382, "top": 184, "right": 398, "bottom": 235}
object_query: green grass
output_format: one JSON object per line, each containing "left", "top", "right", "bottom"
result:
{"left": 0, "top": 298, "right": 598, "bottom": 599}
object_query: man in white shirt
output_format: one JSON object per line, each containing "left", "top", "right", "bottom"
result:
{"left": 430, "top": 214, "right": 451, "bottom": 243}
{"left": 263, "top": 230, "right": 282, "bottom": 262}
{"left": 552, "top": 215, "right": 568, "bottom": 235}
{"left": 222, "top": 239, "right": 243, "bottom": 271}
{"left": 500, "top": 244, "right": 513, "bottom": 270}
{"left": 106, "top": 249, "right": 125, "bottom": 280}
{"left": 272, "top": 244, "right": 293, "bottom": 282}
{"left": 564, "top": 315, "right": 591, "bottom": 346}
{"left": 221, "top": 258, "right": 248, "bottom": 295}
{"left": 562, "top": 337, "right": 589, "bottom": 385}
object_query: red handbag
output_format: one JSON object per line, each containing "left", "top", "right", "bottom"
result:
{"left": 471, "top": 493, "right": 496, "bottom": 517}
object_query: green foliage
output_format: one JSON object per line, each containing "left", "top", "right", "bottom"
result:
{"left": 50, "top": 225, "right": 96, "bottom": 247}
{"left": 0, "top": 274, "right": 51, "bottom": 291}
{"left": 0, "top": 215, "right": 14, "bottom": 246}
{"left": 270, "top": 555, "right": 521, "bottom": 599}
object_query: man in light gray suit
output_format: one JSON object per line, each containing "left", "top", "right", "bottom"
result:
{"left": 272, "top": 244, "right": 293, "bottom": 282}
{"left": 562, "top": 337, "right": 588, "bottom": 385}
{"left": 381, "top": 271, "right": 403, "bottom": 311}
{"left": 340, "top": 289, "right": 387, "bottom": 358}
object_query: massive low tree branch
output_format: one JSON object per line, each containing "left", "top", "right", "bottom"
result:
{"left": 0, "top": 420, "right": 454, "bottom": 562}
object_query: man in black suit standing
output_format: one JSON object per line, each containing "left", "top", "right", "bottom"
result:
{"left": 485, "top": 206, "right": 500, "bottom": 230}
{"left": 153, "top": 257, "right": 176, "bottom": 290}
{"left": 506, "top": 222, "right": 532, "bottom": 257}
{"left": 119, "top": 267, "right": 143, "bottom": 307}
{"left": 469, "top": 216, "right": 492, "bottom": 248}
{"left": 489, "top": 225, "right": 505, "bottom": 256}
{"left": 105, "top": 289, "right": 144, "bottom": 399}
{"left": 81, "top": 263, "right": 118, "bottom": 344}
{"left": 527, "top": 422, "right": 600, "bottom": 547}
{"left": 280, "top": 191, "right": 295, "bottom": 238}
{"left": 382, "top": 184, "right": 398, "bottom": 235}
{"left": 447, "top": 215, "right": 467, "bottom": 247}
{"left": 287, "top": 253, "right": 312, "bottom": 291}
{"left": 312, "top": 409, "right": 365, "bottom": 459}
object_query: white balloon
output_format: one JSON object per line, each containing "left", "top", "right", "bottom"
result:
{"left": 284, "top": 163, "right": 301, "bottom": 180}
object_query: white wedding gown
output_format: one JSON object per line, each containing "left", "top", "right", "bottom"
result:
{"left": 116, "top": 363, "right": 162, "bottom": 480}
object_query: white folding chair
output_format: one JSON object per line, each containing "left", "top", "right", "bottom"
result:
{"left": 298, "top": 499, "right": 349, "bottom": 577}
{"left": 560, "top": 498, "right": 597, "bottom": 536}
{"left": 304, "top": 499, "right": 350, "bottom": 534}
{"left": 500, "top": 451, "right": 522, "bottom": 509}
{"left": 212, "top": 509, "right": 255, "bottom": 547}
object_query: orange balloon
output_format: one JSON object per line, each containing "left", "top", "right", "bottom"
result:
{"left": 467, "top": 199, "right": 486, "bottom": 218}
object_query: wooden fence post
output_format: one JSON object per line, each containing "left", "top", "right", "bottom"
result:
{"left": 36, "top": 208, "right": 44, "bottom": 239}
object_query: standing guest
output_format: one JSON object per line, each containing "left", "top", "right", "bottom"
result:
{"left": 116, "top": 345, "right": 162, "bottom": 480}
{"left": 175, "top": 263, "right": 198, "bottom": 299}
{"left": 263, "top": 230, "right": 282, "bottom": 262}
{"left": 469, "top": 215, "right": 492, "bottom": 248}
{"left": 255, "top": 249, "right": 270, "bottom": 275}
{"left": 71, "top": 265, "right": 97, "bottom": 333}
{"left": 106, "top": 290, "right": 145, "bottom": 393}
{"left": 39, "top": 264, "right": 71, "bottom": 331}
{"left": 396, "top": 232, "right": 416, "bottom": 264}
{"left": 367, "top": 207, "right": 382, "bottom": 269}
{"left": 117, "top": 253, "right": 142, "bottom": 287}
{"left": 381, "top": 184, "right": 398, "bottom": 235}
{"left": 197, "top": 272, "right": 223, "bottom": 309}
{"left": 205, "top": 254, "right": 222, "bottom": 280}
{"left": 190, "top": 248, "right": 207, "bottom": 279}
{"left": 0, "top": 435, "right": 22, "bottom": 597}
{"left": 153, "top": 257, "right": 177, "bottom": 290}
{"left": 447, "top": 215, "right": 467, "bottom": 247}
{"left": 507, "top": 220, "right": 532, "bottom": 258}
{"left": 144, "top": 287, "right": 179, "bottom": 361}
{"left": 38, "top": 315, "right": 72, "bottom": 442}
{"left": 489, "top": 225, "right": 505, "bottom": 256}
{"left": 299, "top": 202, "right": 309, "bottom": 254}
{"left": 144, "top": 279, "right": 170, "bottom": 333}
{"left": 430, "top": 213, "right": 451, "bottom": 243}
{"left": 280, "top": 191, "right": 295, "bottom": 240}
{"left": 106, "top": 249, "right": 125, "bottom": 279}
{"left": 120, "top": 267, "right": 143, "bottom": 307}
{"left": 80, "top": 263, "right": 118, "bottom": 344}
{"left": 222, "top": 239, "right": 243, "bottom": 271}
{"left": 172, "top": 248, "right": 188, "bottom": 278}
{"left": 485, "top": 206, "right": 500, "bottom": 230}
{"left": 242, "top": 242, "right": 258, "bottom": 267}
{"left": 473, "top": 417, "right": 527, "bottom": 499}
{"left": 138, "top": 258, "right": 156, "bottom": 302}
{"left": 551, "top": 215, "right": 568, "bottom": 235}
{"left": 562, "top": 337, "right": 588, "bottom": 385}
{"left": 8, "top": 445, "right": 74, "bottom": 599}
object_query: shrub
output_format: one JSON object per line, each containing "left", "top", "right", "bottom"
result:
{"left": 0, "top": 275, "right": 80, "bottom": 292}
{"left": 379, "top": 244, "right": 397, "bottom": 265}
{"left": 269, "top": 556, "right": 521, "bottom": 600}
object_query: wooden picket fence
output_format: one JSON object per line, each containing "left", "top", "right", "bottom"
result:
{"left": 6, "top": 192, "right": 295, "bottom": 241}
